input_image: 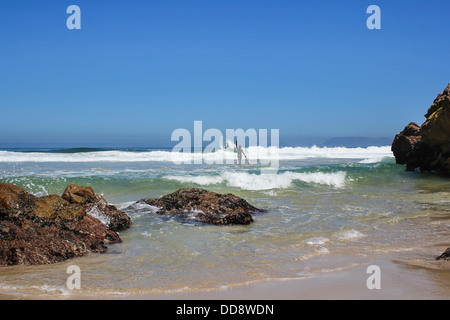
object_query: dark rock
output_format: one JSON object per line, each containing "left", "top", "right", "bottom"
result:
{"left": 0, "top": 183, "right": 131, "bottom": 266}
{"left": 392, "top": 84, "right": 450, "bottom": 175}
{"left": 436, "top": 247, "right": 450, "bottom": 261}
{"left": 136, "top": 188, "right": 264, "bottom": 225}
{"left": 391, "top": 122, "right": 422, "bottom": 167}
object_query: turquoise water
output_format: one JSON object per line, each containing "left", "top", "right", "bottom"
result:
{"left": 0, "top": 146, "right": 449, "bottom": 297}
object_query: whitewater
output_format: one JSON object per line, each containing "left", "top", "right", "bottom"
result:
{"left": 0, "top": 145, "right": 393, "bottom": 163}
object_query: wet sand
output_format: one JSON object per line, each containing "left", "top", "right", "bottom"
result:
{"left": 119, "top": 259, "right": 450, "bottom": 300}
{"left": 1, "top": 256, "right": 449, "bottom": 300}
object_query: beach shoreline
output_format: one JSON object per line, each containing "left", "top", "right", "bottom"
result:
{"left": 1, "top": 253, "right": 449, "bottom": 300}
{"left": 93, "top": 258, "right": 450, "bottom": 300}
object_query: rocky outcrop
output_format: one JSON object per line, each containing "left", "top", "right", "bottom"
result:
{"left": 392, "top": 84, "right": 450, "bottom": 261}
{"left": 392, "top": 84, "right": 450, "bottom": 174}
{"left": 135, "top": 188, "right": 264, "bottom": 225}
{"left": 0, "top": 184, "right": 131, "bottom": 266}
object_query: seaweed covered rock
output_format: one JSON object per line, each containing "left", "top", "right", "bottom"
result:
{"left": 392, "top": 84, "right": 450, "bottom": 175}
{"left": 136, "top": 188, "right": 264, "bottom": 225}
{"left": 0, "top": 183, "right": 131, "bottom": 266}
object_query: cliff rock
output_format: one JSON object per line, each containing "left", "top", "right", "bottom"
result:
{"left": 392, "top": 84, "right": 450, "bottom": 174}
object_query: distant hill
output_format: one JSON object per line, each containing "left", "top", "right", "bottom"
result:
{"left": 320, "top": 137, "right": 392, "bottom": 148}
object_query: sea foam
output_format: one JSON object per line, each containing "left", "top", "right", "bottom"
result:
{"left": 0, "top": 146, "right": 393, "bottom": 163}
{"left": 165, "top": 171, "right": 347, "bottom": 190}
{"left": 336, "top": 229, "right": 366, "bottom": 240}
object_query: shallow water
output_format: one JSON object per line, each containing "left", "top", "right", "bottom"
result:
{"left": 0, "top": 146, "right": 449, "bottom": 298}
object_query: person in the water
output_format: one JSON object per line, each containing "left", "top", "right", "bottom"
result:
{"left": 237, "top": 144, "right": 243, "bottom": 166}
{"left": 235, "top": 139, "right": 252, "bottom": 165}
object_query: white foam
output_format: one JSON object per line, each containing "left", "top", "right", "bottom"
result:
{"left": 359, "top": 156, "right": 391, "bottom": 164}
{"left": 165, "top": 175, "right": 223, "bottom": 185}
{"left": 297, "top": 246, "right": 330, "bottom": 261}
{"left": 336, "top": 229, "right": 366, "bottom": 241}
{"left": 141, "top": 231, "right": 152, "bottom": 238}
{"left": 165, "top": 171, "right": 346, "bottom": 190}
{"left": 318, "top": 247, "right": 330, "bottom": 254}
{"left": 87, "top": 205, "right": 111, "bottom": 226}
{"left": 122, "top": 202, "right": 161, "bottom": 218}
{"left": 0, "top": 146, "right": 393, "bottom": 163}
{"left": 181, "top": 208, "right": 204, "bottom": 220}
{"left": 223, "top": 172, "right": 293, "bottom": 190}
{"left": 0, "top": 284, "right": 72, "bottom": 296}
{"left": 30, "top": 285, "right": 72, "bottom": 296}
{"left": 306, "top": 237, "right": 330, "bottom": 246}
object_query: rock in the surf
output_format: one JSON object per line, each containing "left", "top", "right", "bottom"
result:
{"left": 136, "top": 188, "right": 264, "bottom": 225}
{"left": 0, "top": 183, "right": 131, "bottom": 266}
{"left": 436, "top": 247, "right": 450, "bottom": 261}
{"left": 62, "top": 184, "right": 132, "bottom": 231}
{"left": 392, "top": 83, "right": 450, "bottom": 175}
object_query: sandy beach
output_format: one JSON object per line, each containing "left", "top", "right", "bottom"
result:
{"left": 2, "top": 250, "right": 449, "bottom": 300}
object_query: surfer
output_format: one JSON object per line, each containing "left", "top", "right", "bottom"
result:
{"left": 237, "top": 144, "right": 243, "bottom": 165}
{"left": 235, "top": 139, "right": 252, "bottom": 165}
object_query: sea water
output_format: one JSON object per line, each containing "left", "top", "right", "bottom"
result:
{"left": 0, "top": 146, "right": 449, "bottom": 297}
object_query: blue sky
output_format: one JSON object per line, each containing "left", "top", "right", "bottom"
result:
{"left": 0, "top": 0, "right": 449, "bottom": 147}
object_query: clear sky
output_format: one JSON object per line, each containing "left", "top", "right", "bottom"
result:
{"left": 0, "top": 0, "right": 449, "bottom": 147}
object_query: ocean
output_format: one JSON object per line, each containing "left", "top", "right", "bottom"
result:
{"left": 0, "top": 145, "right": 449, "bottom": 298}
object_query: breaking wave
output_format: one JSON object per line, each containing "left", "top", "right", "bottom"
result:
{"left": 165, "top": 171, "right": 347, "bottom": 190}
{"left": 0, "top": 146, "right": 393, "bottom": 163}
